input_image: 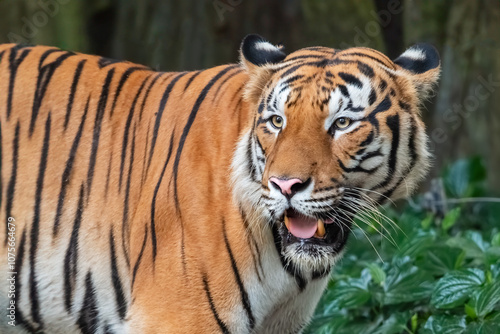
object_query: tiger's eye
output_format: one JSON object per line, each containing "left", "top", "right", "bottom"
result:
{"left": 271, "top": 115, "right": 284, "bottom": 129}
{"left": 334, "top": 117, "right": 351, "bottom": 129}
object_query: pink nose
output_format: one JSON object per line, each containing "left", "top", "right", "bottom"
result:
{"left": 269, "top": 177, "right": 303, "bottom": 196}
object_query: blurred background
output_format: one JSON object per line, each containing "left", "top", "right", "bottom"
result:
{"left": 0, "top": 0, "right": 499, "bottom": 192}
{"left": 1, "top": 1, "right": 499, "bottom": 332}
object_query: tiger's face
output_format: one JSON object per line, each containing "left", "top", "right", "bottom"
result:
{"left": 233, "top": 35, "right": 440, "bottom": 273}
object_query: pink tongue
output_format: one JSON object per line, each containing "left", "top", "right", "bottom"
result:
{"left": 288, "top": 216, "right": 318, "bottom": 239}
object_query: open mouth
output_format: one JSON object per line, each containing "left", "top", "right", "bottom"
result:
{"left": 278, "top": 207, "right": 350, "bottom": 252}
{"left": 284, "top": 208, "right": 335, "bottom": 239}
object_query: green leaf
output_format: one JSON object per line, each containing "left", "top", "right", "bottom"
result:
{"left": 442, "top": 157, "right": 486, "bottom": 198}
{"left": 396, "top": 230, "right": 436, "bottom": 258}
{"left": 411, "top": 313, "right": 419, "bottom": 332}
{"left": 447, "top": 237, "right": 485, "bottom": 259}
{"left": 367, "top": 263, "right": 386, "bottom": 285}
{"left": 465, "top": 231, "right": 490, "bottom": 252}
{"left": 421, "top": 315, "right": 466, "bottom": 334}
{"left": 442, "top": 207, "right": 461, "bottom": 232}
{"left": 465, "top": 303, "right": 478, "bottom": 320}
{"left": 335, "top": 317, "right": 383, "bottom": 334}
{"left": 305, "top": 314, "right": 350, "bottom": 334}
{"left": 491, "top": 264, "right": 500, "bottom": 280}
{"left": 485, "top": 247, "right": 500, "bottom": 266}
{"left": 431, "top": 269, "right": 485, "bottom": 309}
{"left": 464, "top": 321, "right": 500, "bottom": 334}
{"left": 471, "top": 281, "right": 500, "bottom": 318}
{"left": 372, "top": 312, "right": 410, "bottom": 334}
{"left": 492, "top": 233, "right": 500, "bottom": 247}
{"left": 326, "top": 274, "right": 371, "bottom": 310}
{"left": 419, "top": 246, "right": 463, "bottom": 276}
{"left": 421, "top": 214, "right": 434, "bottom": 229}
{"left": 383, "top": 258, "right": 433, "bottom": 305}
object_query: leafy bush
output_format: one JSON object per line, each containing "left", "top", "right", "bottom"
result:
{"left": 307, "top": 158, "right": 500, "bottom": 334}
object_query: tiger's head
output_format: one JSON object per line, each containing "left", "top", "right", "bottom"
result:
{"left": 232, "top": 35, "right": 440, "bottom": 273}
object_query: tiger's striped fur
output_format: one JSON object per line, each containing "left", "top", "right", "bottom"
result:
{"left": 0, "top": 35, "right": 439, "bottom": 333}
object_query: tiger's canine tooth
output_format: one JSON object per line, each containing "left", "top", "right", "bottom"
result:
{"left": 316, "top": 219, "right": 325, "bottom": 238}
{"left": 284, "top": 215, "right": 290, "bottom": 230}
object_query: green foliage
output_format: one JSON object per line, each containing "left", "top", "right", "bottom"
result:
{"left": 307, "top": 158, "right": 500, "bottom": 334}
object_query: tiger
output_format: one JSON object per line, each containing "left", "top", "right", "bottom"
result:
{"left": 0, "top": 34, "right": 440, "bottom": 333}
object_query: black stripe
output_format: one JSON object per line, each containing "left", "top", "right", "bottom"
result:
{"left": 64, "top": 185, "right": 84, "bottom": 312}
{"left": 367, "top": 95, "right": 392, "bottom": 132}
{"left": 360, "top": 130, "right": 374, "bottom": 148}
{"left": 77, "top": 272, "right": 100, "bottom": 334}
{"left": 98, "top": 57, "right": 122, "bottom": 68}
{"left": 30, "top": 51, "right": 73, "bottom": 135}
{"left": 340, "top": 52, "right": 394, "bottom": 70}
{"left": 150, "top": 131, "right": 175, "bottom": 261}
{"left": 222, "top": 221, "right": 255, "bottom": 329}
{"left": 64, "top": 59, "right": 86, "bottom": 130}
{"left": 7, "top": 46, "right": 31, "bottom": 119}
{"left": 379, "top": 79, "right": 387, "bottom": 92}
{"left": 312, "top": 267, "right": 331, "bottom": 279}
{"left": 376, "top": 113, "right": 400, "bottom": 190}
{"left": 239, "top": 208, "right": 263, "bottom": 282}
{"left": 247, "top": 131, "right": 258, "bottom": 182}
{"left": 138, "top": 72, "right": 164, "bottom": 121}
{"left": 381, "top": 116, "right": 418, "bottom": 201}
{"left": 398, "top": 100, "right": 410, "bottom": 112}
{"left": 109, "top": 66, "right": 146, "bottom": 117}
{"left": 407, "top": 117, "right": 418, "bottom": 169}
{"left": 29, "top": 113, "right": 51, "bottom": 328}
{"left": 284, "top": 54, "right": 329, "bottom": 62}
{"left": 369, "top": 88, "right": 377, "bottom": 106}
{"left": 121, "top": 124, "right": 136, "bottom": 268}
{"left": 357, "top": 61, "right": 375, "bottom": 78}
{"left": 119, "top": 76, "right": 149, "bottom": 192}
{"left": 184, "top": 70, "right": 202, "bottom": 91}
{"left": 282, "top": 74, "right": 305, "bottom": 86}
{"left": 4, "top": 122, "right": 19, "bottom": 245}
{"left": 104, "top": 323, "right": 114, "bottom": 334}
{"left": 140, "top": 120, "right": 152, "bottom": 187}
{"left": 271, "top": 223, "right": 307, "bottom": 291}
{"left": 212, "top": 69, "right": 243, "bottom": 102}
{"left": 54, "top": 97, "right": 90, "bottom": 236}
{"left": 87, "top": 68, "right": 115, "bottom": 200}
{"left": 337, "top": 84, "right": 349, "bottom": 97}
{"left": 279, "top": 60, "right": 330, "bottom": 78}
{"left": 14, "top": 228, "right": 38, "bottom": 332}
{"left": 337, "top": 157, "right": 380, "bottom": 174}
{"left": 13, "top": 228, "right": 26, "bottom": 316}
{"left": 172, "top": 66, "right": 238, "bottom": 213}
{"left": 338, "top": 72, "right": 362, "bottom": 88}
{"left": 147, "top": 72, "right": 188, "bottom": 170}
{"left": 202, "top": 275, "right": 230, "bottom": 334}
{"left": 132, "top": 225, "right": 148, "bottom": 288}
{"left": 104, "top": 150, "right": 113, "bottom": 200}
{"left": 109, "top": 231, "right": 127, "bottom": 320}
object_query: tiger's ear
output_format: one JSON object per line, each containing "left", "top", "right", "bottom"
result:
{"left": 240, "top": 34, "right": 287, "bottom": 104}
{"left": 394, "top": 43, "right": 440, "bottom": 100}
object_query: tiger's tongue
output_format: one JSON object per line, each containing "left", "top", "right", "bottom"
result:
{"left": 286, "top": 215, "right": 318, "bottom": 239}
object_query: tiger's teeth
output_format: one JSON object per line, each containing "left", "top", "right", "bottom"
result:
{"left": 284, "top": 215, "right": 290, "bottom": 230}
{"left": 316, "top": 219, "right": 325, "bottom": 238}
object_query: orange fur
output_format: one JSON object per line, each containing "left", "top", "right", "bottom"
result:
{"left": 0, "top": 38, "right": 439, "bottom": 333}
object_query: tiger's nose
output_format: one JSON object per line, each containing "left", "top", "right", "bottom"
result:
{"left": 269, "top": 177, "right": 310, "bottom": 198}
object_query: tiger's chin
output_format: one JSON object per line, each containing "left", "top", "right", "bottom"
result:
{"left": 273, "top": 209, "right": 351, "bottom": 274}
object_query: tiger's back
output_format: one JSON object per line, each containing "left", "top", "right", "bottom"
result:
{"left": 0, "top": 44, "right": 253, "bottom": 333}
